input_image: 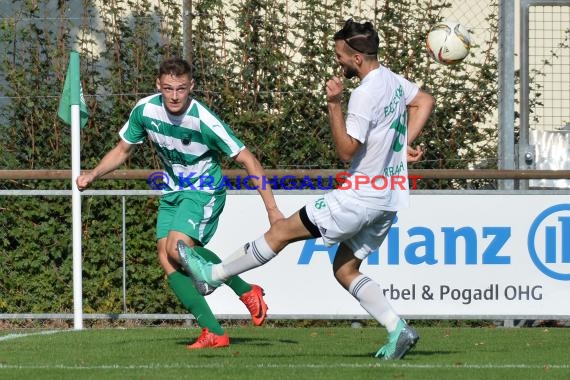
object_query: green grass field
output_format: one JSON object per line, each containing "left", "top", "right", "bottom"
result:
{"left": 1, "top": 325, "right": 569, "bottom": 380}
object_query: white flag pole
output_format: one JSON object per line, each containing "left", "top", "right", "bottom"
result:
{"left": 71, "top": 101, "right": 83, "bottom": 330}
{"left": 59, "top": 51, "right": 85, "bottom": 330}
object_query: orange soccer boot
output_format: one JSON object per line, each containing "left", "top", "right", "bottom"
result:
{"left": 187, "top": 328, "right": 230, "bottom": 349}
{"left": 240, "top": 284, "right": 269, "bottom": 326}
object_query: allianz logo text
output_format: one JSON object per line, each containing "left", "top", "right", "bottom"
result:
{"left": 297, "top": 204, "right": 570, "bottom": 281}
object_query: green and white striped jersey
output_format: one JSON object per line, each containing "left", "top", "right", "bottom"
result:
{"left": 119, "top": 94, "right": 244, "bottom": 193}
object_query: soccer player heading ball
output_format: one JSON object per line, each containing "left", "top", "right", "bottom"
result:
{"left": 178, "top": 18, "right": 434, "bottom": 359}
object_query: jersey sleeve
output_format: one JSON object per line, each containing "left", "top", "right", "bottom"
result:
{"left": 394, "top": 74, "right": 420, "bottom": 105}
{"left": 119, "top": 103, "right": 147, "bottom": 144}
{"left": 345, "top": 88, "right": 373, "bottom": 143}
{"left": 193, "top": 103, "right": 245, "bottom": 157}
{"left": 201, "top": 120, "right": 245, "bottom": 157}
{"left": 345, "top": 113, "right": 370, "bottom": 143}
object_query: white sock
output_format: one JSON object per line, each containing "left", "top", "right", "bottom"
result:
{"left": 212, "top": 235, "right": 277, "bottom": 281}
{"left": 349, "top": 274, "right": 400, "bottom": 332}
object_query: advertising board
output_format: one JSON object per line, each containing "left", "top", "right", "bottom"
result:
{"left": 203, "top": 193, "right": 570, "bottom": 319}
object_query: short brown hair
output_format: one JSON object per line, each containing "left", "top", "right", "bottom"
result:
{"left": 159, "top": 58, "right": 193, "bottom": 78}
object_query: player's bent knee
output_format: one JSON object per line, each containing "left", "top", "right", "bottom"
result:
{"left": 266, "top": 220, "right": 290, "bottom": 245}
{"left": 164, "top": 239, "right": 185, "bottom": 263}
{"left": 333, "top": 265, "right": 359, "bottom": 288}
{"left": 268, "top": 214, "right": 312, "bottom": 245}
{"left": 156, "top": 249, "right": 176, "bottom": 273}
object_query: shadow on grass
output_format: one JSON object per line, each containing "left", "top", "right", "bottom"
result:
{"left": 175, "top": 336, "right": 298, "bottom": 347}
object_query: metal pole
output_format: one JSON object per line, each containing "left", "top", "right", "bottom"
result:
{"left": 122, "top": 196, "right": 127, "bottom": 313}
{"left": 498, "top": 0, "right": 516, "bottom": 190}
{"left": 519, "top": 0, "right": 531, "bottom": 190}
{"left": 183, "top": 0, "right": 193, "bottom": 65}
{"left": 2, "top": 169, "right": 570, "bottom": 180}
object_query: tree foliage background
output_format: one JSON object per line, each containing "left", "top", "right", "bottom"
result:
{"left": 0, "top": 0, "right": 499, "bottom": 315}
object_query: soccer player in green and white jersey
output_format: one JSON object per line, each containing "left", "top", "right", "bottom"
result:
{"left": 77, "top": 58, "right": 284, "bottom": 349}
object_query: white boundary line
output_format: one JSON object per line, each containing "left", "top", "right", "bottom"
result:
{"left": 0, "top": 330, "right": 70, "bottom": 342}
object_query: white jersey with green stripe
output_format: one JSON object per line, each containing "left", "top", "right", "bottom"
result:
{"left": 119, "top": 94, "right": 244, "bottom": 193}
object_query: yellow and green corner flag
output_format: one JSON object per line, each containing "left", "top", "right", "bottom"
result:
{"left": 57, "top": 51, "right": 89, "bottom": 128}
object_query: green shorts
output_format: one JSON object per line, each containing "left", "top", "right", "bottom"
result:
{"left": 156, "top": 190, "right": 226, "bottom": 245}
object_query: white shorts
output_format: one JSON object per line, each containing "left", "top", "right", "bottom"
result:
{"left": 303, "top": 191, "right": 397, "bottom": 260}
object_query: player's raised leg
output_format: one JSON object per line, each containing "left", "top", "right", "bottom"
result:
{"left": 178, "top": 240, "right": 224, "bottom": 287}
{"left": 178, "top": 211, "right": 311, "bottom": 286}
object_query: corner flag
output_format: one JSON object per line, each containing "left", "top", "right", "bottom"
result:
{"left": 58, "top": 51, "right": 89, "bottom": 128}
{"left": 59, "top": 51, "right": 88, "bottom": 330}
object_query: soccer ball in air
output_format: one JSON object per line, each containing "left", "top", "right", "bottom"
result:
{"left": 426, "top": 21, "right": 471, "bottom": 65}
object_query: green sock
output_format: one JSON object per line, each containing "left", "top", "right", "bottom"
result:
{"left": 194, "top": 246, "right": 252, "bottom": 296}
{"left": 167, "top": 271, "right": 224, "bottom": 335}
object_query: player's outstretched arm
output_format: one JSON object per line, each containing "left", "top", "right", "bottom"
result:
{"left": 406, "top": 90, "right": 434, "bottom": 163}
{"left": 76, "top": 140, "right": 134, "bottom": 191}
{"left": 406, "top": 90, "right": 434, "bottom": 145}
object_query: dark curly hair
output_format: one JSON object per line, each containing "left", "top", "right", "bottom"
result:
{"left": 333, "top": 19, "right": 379, "bottom": 56}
